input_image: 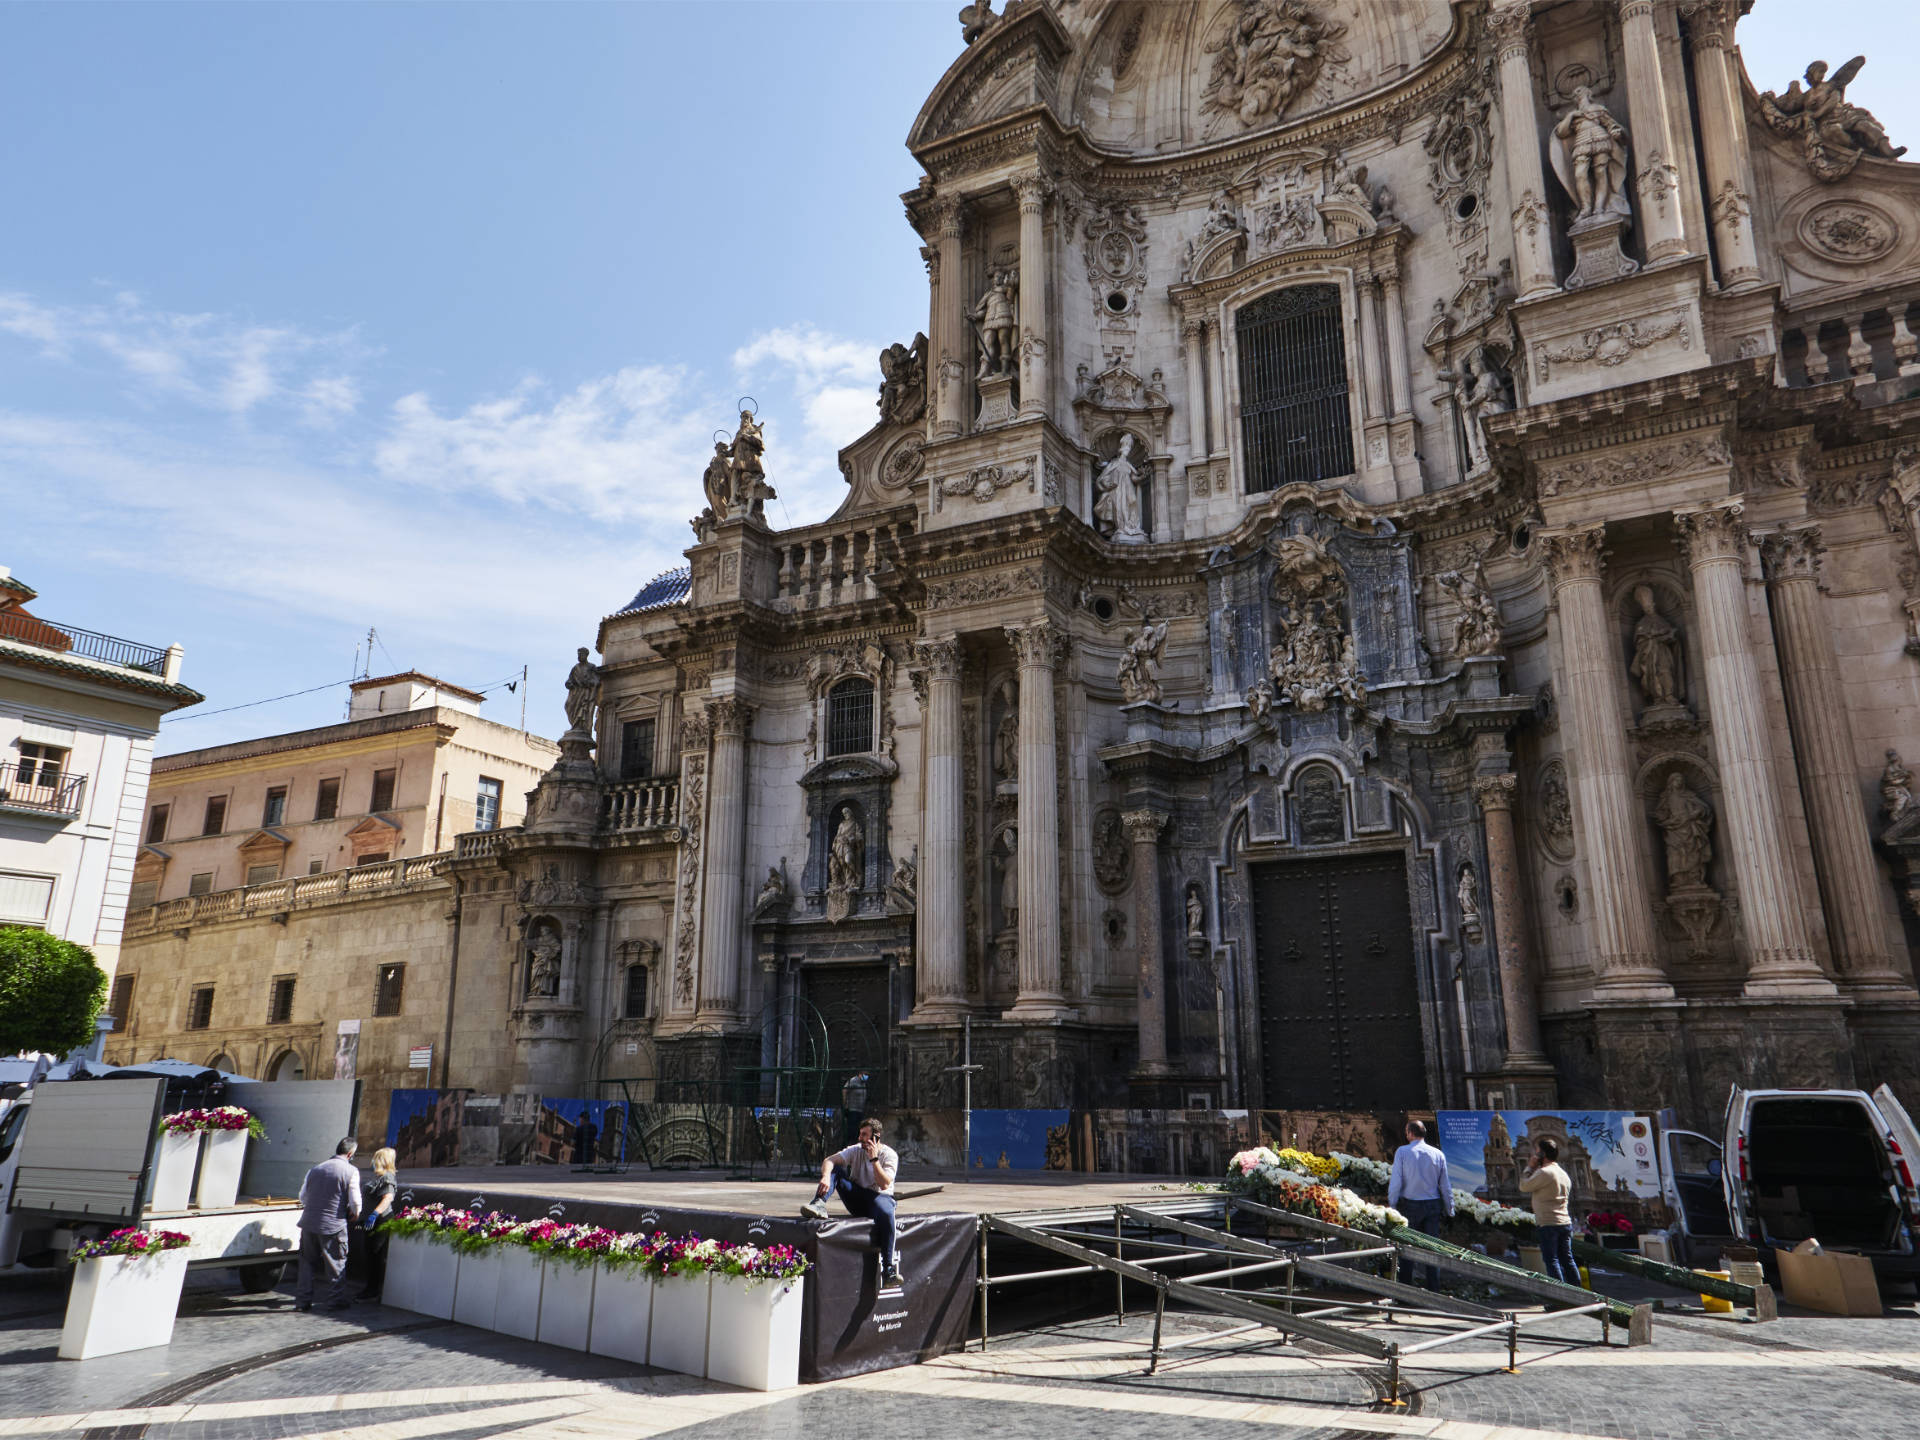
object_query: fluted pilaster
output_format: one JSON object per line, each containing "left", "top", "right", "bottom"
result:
{"left": 1619, "top": 0, "right": 1689, "bottom": 263}
{"left": 932, "top": 201, "right": 968, "bottom": 439}
{"left": 1014, "top": 175, "right": 1052, "bottom": 419}
{"left": 1004, "top": 621, "right": 1071, "bottom": 1019}
{"left": 696, "top": 695, "right": 754, "bottom": 1021}
{"left": 1122, "top": 809, "right": 1169, "bottom": 1073}
{"left": 912, "top": 637, "right": 969, "bottom": 1019}
{"left": 1475, "top": 774, "right": 1549, "bottom": 1064}
{"left": 1682, "top": 0, "right": 1761, "bottom": 287}
{"left": 1490, "top": 3, "right": 1558, "bottom": 297}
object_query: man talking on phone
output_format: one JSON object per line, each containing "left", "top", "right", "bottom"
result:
{"left": 802, "top": 1118, "right": 902, "bottom": 1287}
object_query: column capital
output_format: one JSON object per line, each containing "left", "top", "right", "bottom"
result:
{"left": 1487, "top": 1, "right": 1532, "bottom": 56}
{"left": 1012, "top": 172, "right": 1054, "bottom": 212}
{"left": 1673, "top": 501, "right": 1750, "bottom": 568}
{"left": 1005, "top": 620, "right": 1070, "bottom": 671}
{"left": 708, "top": 694, "right": 756, "bottom": 738}
{"left": 1473, "top": 773, "right": 1519, "bottom": 813}
{"left": 1759, "top": 524, "right": 1825, "bottom": 584}
{"left": 1620, "top": 0, "right": 1655, "bottom": 21}
{"left": 1181, "top": 314, "right": 1207, "bottom": 344}
{"left": 1537, "top": 524, "right": 1608, "bottom": 587}
{"left": 1680, "top": 0, "right": 1732, "bottom": 47}
{"left": 1120, "top": 809, "right": 1167, "bottom": 844}
{"left": 914, "top": 634, "right": 964, "bottom": 680}
{"left": 928, "top": 198, "right": 969, "bottom": 239}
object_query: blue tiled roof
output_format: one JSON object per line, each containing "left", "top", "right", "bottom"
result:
{"left": 619, "top": 567, "right": 691, "bottom": 614}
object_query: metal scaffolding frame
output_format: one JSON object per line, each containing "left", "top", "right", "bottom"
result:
{"left": 976, "top": 1195, "right": 1637, "bottom": 1406}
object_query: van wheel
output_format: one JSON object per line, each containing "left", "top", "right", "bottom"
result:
{"left": 238, "top": 1263, "right": 284, "bottom": 1293}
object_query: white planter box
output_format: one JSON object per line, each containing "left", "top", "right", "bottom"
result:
{"left": 707, "top": 1276, "right": 805, "bottom": 1391}
{"left": 587, "top": 1265, "right": 653, "bottom": 1365}
{"left": 147, "top": 1132, "right": 199, "bottom": 1213}
{"left": 59, "top": 1250, "right": 190, "bottom": 1360}
{"left": 494, "top": 1247, "right": 544, "bottom": 1340}
{"left": 647, "top": 1272, "right": 711, "bottom": 1377}
{"left": 537, "top": 1259, "right": 596, "bottom": 1351}
{"left": 194, "top": 1129, "right": 248, "bottom": 1209}
{"left": 382, "top": 1231, "right": 426, "bottom": 1313}
{"left": 451, "top": 1246, "right": 501, "bottom": 1330}
{"left": 387, "top": 1233, "right": 458, "bottom": 1320}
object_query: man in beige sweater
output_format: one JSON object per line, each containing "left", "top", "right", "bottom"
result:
{"left": 1517, "top": 1135, "right": 1578, "bottom": 1286}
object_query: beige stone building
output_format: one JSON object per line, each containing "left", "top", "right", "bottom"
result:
{"left": 114, "top": 1, "right": 1920, "bottom": 1133}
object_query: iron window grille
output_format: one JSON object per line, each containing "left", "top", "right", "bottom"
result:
{"left": 374, "top": 963, "right": 405, "bottom": 1017}
{"left": 187, "top": 987, "right": 214, "bottom": 1030}
{"left": 620, "top": 719, "right": 657, "bottom": 781}
{"left": 1236, "top": 283, "right": 1354, "bottom": 493}
{"left": 826, "top": 678, "right": 875, "bottom": 758}
{"left": 268, "top": 976, "right": 296, "bottom": 1025}
{"left": 623, "top": 964, "right": 649, "bottom": 1019}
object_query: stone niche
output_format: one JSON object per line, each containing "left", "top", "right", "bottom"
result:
{"left": 796, "top": 754, "right": 896, "bottom": 924}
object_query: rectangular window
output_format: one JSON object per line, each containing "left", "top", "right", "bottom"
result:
{"left": 17, "top": 742, "right": 68, "bottom": 787}
{"left": 187, "top": 872, "right": 215, "bottom": 897}
{"left": 107, "top": 974, "right": 135, "bottom": 1031}
{"left": 827, "top": 680, "right": 875, "bottom": 757}
{"left": 245, "top": 863, "right": 280, "bottom": 886}
{"left": 623, "top": 965, "right": 649, "bottom": 1020}
{"left": 369, "top": 768, "right": 396, "bottom": 813}
{"left": 144, "top": 804, "right": 169, "bottom": 844}
{"left": 374, "top": 963, "right": 405, "bottom": 1017}
{"left": 262, "top": 786, "right": 287, "bottom": 826}
{"left": 187, "top": 986, "right": 214, "bottom": 1031}
{"left": 620, "top": 719, "right": 657, "bottom": 781}
{"left": 0, "top": 870, "right": 55, "bottom": 925}
{"left": 308, "top": 859, "right": 324, "bottom": 875}
{"left": 314, "top": 777, "right": 340, "bottom": 822}
{"left": 127, "top": 879, "right": 159, "bottom": 909}
{"left": 268, "top": 975, "right": 296, "bottom": 1025}
{"left": 202, "top": 794, "right": 227, "bottom": 836}
{"left": 355, "top": 852, "right": 389, "bottom": 867}
{"left": 475, "top": 776, "right": 502, "bottom": 832}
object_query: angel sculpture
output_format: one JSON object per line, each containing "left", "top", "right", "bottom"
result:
{"left": 1760, "top": 57, "right": 1905, "bottom": 182}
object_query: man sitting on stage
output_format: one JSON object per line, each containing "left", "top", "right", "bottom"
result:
{"left": 802, "top": 1118, "right": 903, "bottom": 1287}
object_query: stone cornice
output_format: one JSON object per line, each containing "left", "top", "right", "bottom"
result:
{"left": 1489, "top": 357, "right": 1765, "bottom": 456}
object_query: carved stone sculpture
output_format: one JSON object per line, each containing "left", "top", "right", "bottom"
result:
{"left": 969, "top": 269, "right": 1018, "bottom": 379}
{"left": 1185, "top": 884, "right": 1206, "bottom": 941}
{"left": 1455, "top": 348, "right": 1512, "bottom": 472}
{"left": 1654, "top": 772, "right": 1714, "bottom": 891}
{"left": 1201, "top": 0, "right": 1349, "bottom": 130}
{"left": 1092, "top": 434, "right": 1148, "bottom": 544}
{"left": 527, "top": 926, "right": 562, "bottom": 998}
{"left": 726, "top": 408, "right": 775, "bottom": 519}
{"left": 889, "top": 846, "right": 917, "bottom": 911}
{"left": 826, "top": 807, "right": 864, "bottom": 923}
{"left": 1628, "top": 585, "right": 1685, "bottom": 709}
{"left": 563, "top": 646, "right": 601, "bottom": 735}
{"left": 1200, "top": 189, "right": 1242, "bottom": 242}
{"left": 1324, "top": 154, "right": 1375, "bottom": 212}
{"left": 1457, "top": 863, "right": 1483, "bottom": 934}
{"left": 754, "top": 862, "right": 789, "bottom": 915}
{"left": 1093, "top": 809, "right": 1131, "bottom": 893}
{"left": 1267, "top": 530, "right": 1364, "bottom": 712}
{"left": 1246, "top": 678, "right": 1276, "bottom": 729}
{"left": 1439, "top": 561, "right": 1502, "bottom": 658}
{"left": 878, "top": 334, "right": 928, "bottom": 426}
{"left": 701, "top": 441, "right": 734, "bottom": 515}
{"left": 958, "top": 0, "right": 997, "bottom": 46}
{"left": 1759, "top": 57, "right": 1906, "bottom": 184}
{"left": 1117, "top": 618, "right": 1170, "bottom": 704}
{"left": 1883, "top": 749, "right": 1915, "bottom": 824}
{"left": 1551, "top": 86, "right": 1632, "bottom": 223}
{"left": 993, "top": 700, "right": 1019, "bottom": 782}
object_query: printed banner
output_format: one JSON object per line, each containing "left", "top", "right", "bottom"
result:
{"left": 967, "top": 1108, "right": 1069, "bottom": 1170}
{"left": 1436, "top": 1109, "right": 1659, "bottom": 1226}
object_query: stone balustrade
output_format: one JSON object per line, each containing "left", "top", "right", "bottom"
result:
{"left": 454, "top": 829, "right": 510, "bottom": 861}
{"left": 772, "top": 515, "right": 912, "bottom": 611}
{"left": 125, "top": 853, "right": 451, "bottom": 937}
{"left": 1783, "top": 296, "right": 1920, "bottom": 387}
{"left": 601, "top": 778, "right": 679, "bottom": 832}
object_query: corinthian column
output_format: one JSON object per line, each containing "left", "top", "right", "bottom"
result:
{"left": 1760, "top": 526, "right": 1910, "bottom": 991}
{"left": 1539, "top": 526, "right": 1671, "bottom": 996}
{"left": 932, "top": 201, "right": 968, "bottom": 439}
{"left": 912, "top": 637, "right": 969, "bottom": 1020}
{"left": 1122, "top": 810, "right": 1169, "bottom": 1074}
{"left": 1474, "top": 774, "right": 1549, "bottom": 1066}
{"left": 1673, "top": 502, "right": 1834, "bottom": 996}
{"left": 696, "top": 695, "right": 753, "bottom": 1021}
{"left": 1004, "top": 621, "right": 1071, "bottom": 1019}
{"left": 1014, "top": 174, "right": 1052, "bottom": 419}
{"left": 1619, "top": 0, "right": 1689, "bottom": 263}
{"left": 1682, "top": 0, "right": 1761, "bottom": 287}
{"left": 1489, "top": 3, "right": 1558, "bottom": 298}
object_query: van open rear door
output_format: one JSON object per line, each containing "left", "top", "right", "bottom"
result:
{"left": 1871, "top": 1084, "right": 1920, "bottom": 1218}
{"left": 7, "top": 1078, "right": 166, "bottom": 1224}
{"left": 1722, "top": 1086, "right": 1752, "bottom": 1240}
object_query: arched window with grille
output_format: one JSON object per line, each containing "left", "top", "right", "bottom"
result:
{"left": 1236, "top": 283, "right": 1354, "bottom": 492}
{"left": 826, "top": 677, "right": 876, "bottom": 757}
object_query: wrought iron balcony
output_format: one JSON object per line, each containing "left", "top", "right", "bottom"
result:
{"left": 0, "top": 762, "right": 86, "bottom": 817}
{"left": 0, "top": 607, "right": 170, "bottom": 674}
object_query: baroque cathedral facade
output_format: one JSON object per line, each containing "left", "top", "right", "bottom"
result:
{"left": 463, "top": 0, "right": 1920, "bottom": 1124}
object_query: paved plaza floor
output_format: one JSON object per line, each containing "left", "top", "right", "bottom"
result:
{"left": 4, "top": 1256, "right": 1918, "bottom": 1440}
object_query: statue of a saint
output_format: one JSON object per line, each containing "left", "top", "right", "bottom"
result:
{"left": 1200, "top": 189, "right": 1241, "bottom": 241}
{"left": 969, "top": 269, "right": 1018, "bottom": 379}
{"left": 1628, "top": 585, "right": 1683, "bottom": 708}
{"left": 563, "top": 646, "right": 601, "bottom": 735}
{"left": 1117, "top": 618, "right": 1169, "bottom": 704}
{"left": 1092, "top": 434, "right": 1148, "bottom": 544}
{"left": 828, "top": 809, "right": 864, "bottom": 897}
{"left": 1185, "top": 885, "right": 1205, "bottom": 940}
{"left": 1325, "top": 154, "right": 1374, "bottom": 212}
{"left": 755, "top": 863, "right": 788, "bottom": 911}
{"left": 1653, "top": 772, "right": 1714, "bottom": 891}
{"left": 1456, "top": 349, "right": 1512, "bottom": 472}
{"left": 890, "top": 846, "right": 918, "bottom": 906}
{"left": 726, "top": 408, "right": 770, "bottom": 517}
{"left": 993, "top": 704, "right": 1019, "bottom": 781}
{"left": 1441, "top": 562, "right": 1502, "bottom": 658}
{"left": 701, "top": 440, "right": 734, "bottom": 515}
{"left": 527, "top": 928, "right": 562, "bottom": 998}
{"left": 1883, "top": 749, "right": 1915, "bottom": 824}
{"left": 877, "top": 335, "right": 928, "bottom": 425}
{"left": 1551, "top": 85, "right": 1632, "bottom": 222}
{"left": 1457, "top": 864, "right": 1482, "bottom": 927}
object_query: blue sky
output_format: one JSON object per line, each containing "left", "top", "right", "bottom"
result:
{"left": 4, "top": 1, "right": 1913, "bottom": 753}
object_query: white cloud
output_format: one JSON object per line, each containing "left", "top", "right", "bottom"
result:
{"left": 731, "top": 325, "right": 882, "bottom": 525}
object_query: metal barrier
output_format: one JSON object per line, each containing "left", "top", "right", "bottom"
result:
{"left": 976, "top": 1195, "right": 1645, "bottom": 1406}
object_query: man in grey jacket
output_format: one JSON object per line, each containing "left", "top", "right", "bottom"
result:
{"left": 296, "top": 1138, "right": 363, "bottom": 1311}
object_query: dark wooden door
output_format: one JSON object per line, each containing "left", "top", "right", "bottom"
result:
{"left": 1249, "top": 852, "right": 1428, "bottom": 1109}
{"left": 804, "top": 964, "right": 891, "bottom": 1108}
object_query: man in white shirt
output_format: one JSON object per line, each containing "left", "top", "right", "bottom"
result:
{"left": 1387, "top": 1119, "right": 1454, "bottom": 1289}
{"left": 802, "top": 1118, "right": 902, "bottom": 1287}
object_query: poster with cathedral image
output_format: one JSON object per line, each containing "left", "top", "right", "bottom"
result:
{"left": 1435, "top": 1111, "right": 1661, "bottom": 1227}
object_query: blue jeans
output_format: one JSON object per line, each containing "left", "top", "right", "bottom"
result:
{"left": 1536, "top": 1224, "right": 1578, "bottom": 1287}
{"left": 1398, "top": 1197, "right": 1449, "bottom": 1288}
{"left": 820, "top": 1169, "right": 896, "bottom": 1266}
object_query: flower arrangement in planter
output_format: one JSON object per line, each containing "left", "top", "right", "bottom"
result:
{"left": 1584, "top": 1211, "right": 1637, "bottom": 1247}
{"left": 159, "top": 1106, "right": 267, "bottom": 1139}
{"left": 60, "top": 1229, "right": 195, "bottom": 1360}
{"left": 1225, "top": 1149, "right": 1406, "bottom": 1233}
{"left": 1327, "top": 1149, "right": 1533, "bottom": 1235}
{"left": 536, "top": 1226, "right": 616, "bottom": 1350}
{"left": 149, "top": 1107, "right": 265, "bottom": 1212}
{"left": 589, "top": 1231, "right": 669, "bottom": 1367}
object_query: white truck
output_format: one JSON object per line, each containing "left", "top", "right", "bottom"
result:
{"left": 0, "top": 1073, "right": 360, "bottom": 1291}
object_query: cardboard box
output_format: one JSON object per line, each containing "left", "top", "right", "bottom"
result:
{"left": 1775, "top": 1242, "right": 1882, "bottom": 1316}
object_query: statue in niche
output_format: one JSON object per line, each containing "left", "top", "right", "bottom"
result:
{"left": 1454, "top": 349, "right": 1512, "bottom": 473}
{"left": 1117, "top": 618, "right": 1170, "bottom": 704}
{"left": 1185, "top": 884, "right": 1206, "bottom": 940}
{"left": 1883, "top": 750, "right": 1915, "bottom": 824}
{"left": 526, "top": 925, "right": 562, "bottom": 999}
{"left": 993, "top": 700, "right": 1019, "bottom": 782}
{"left": 563, "top": 646, "right": 602, "bottom": 735}
{"left": 1628, "top": 585, "right": 1685, "bottom": 709}
{"left": 1457, "top": 864, "right": 1483, "bottom": 941}
{"left": 826, "top": 808, "right": 864, "bottom": 922}
{"left": 1759, "top": 57, "right": 1906, "bottom": 183}
{"left": 1246, "top": 678, "right": 1276, "bottom": 729}
{"left": 1654, "top": 773, "right": 1714, "bottom": 892}
{"left": 994, "top": 826, "right": 1019, "bottom": 927}
{"left": 1440, "top": 561, "right": 1502, "bottom": 658}
{"left": 1550, "top": 85, "right": 1632, "bottom": 223}
{"left": 1201, "top": 0, "right": 1349, "bottom": 130}
{"left": 1093, "top": 434, "right": 1149, "bottom": 544}
{"left": 969, "top": 269, "right": 1018, "bottom": 379}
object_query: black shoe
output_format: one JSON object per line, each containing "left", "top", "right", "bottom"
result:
{"left": 295, "top": 1302, "right": 313, "bottom": 1312}
{"left": 882, "top": 1265, "right": 904, "bottom": 1288}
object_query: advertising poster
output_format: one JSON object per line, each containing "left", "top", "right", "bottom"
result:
{"left": 967, "top": 1108, "right": 1069, "bottom": 1170}
{"left": 1436, "top": 1109, "right": 1660, "bottom": 1226}
{"left": 332, "top": 1019, "right": 360, "bottom": 1082}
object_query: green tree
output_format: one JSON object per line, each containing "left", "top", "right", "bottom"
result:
{"left": 0, "top": 927, "right": 107, "bottom": 1058}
